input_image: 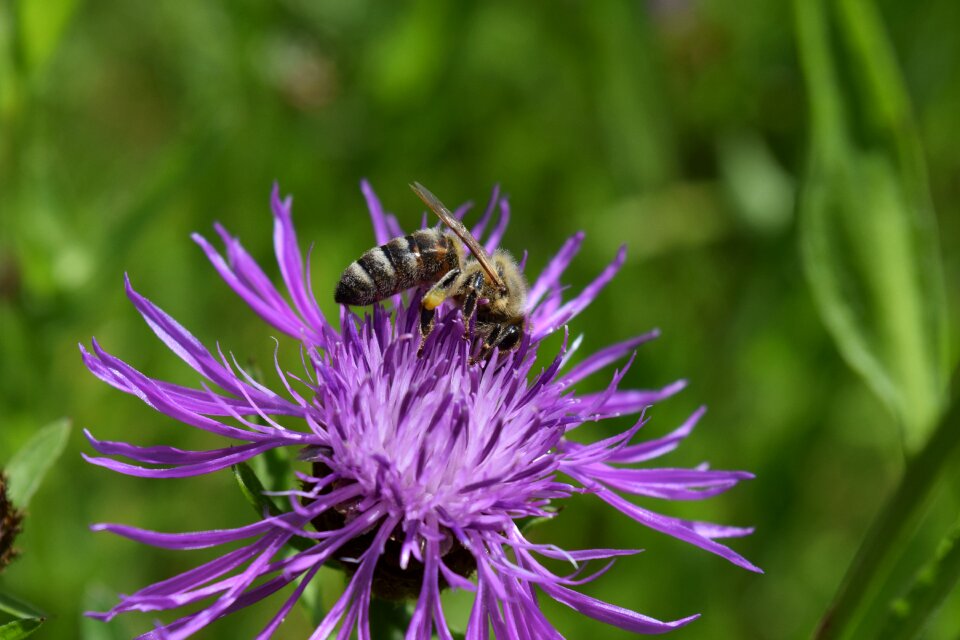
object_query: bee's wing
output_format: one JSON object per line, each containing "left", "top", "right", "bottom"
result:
{"left": 410, "top": 182, "right": 506, "bottom": 291}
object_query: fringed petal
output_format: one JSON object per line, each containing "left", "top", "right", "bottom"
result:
{"left": 531, "top": 244, "right": 627, "bottom": 339}
{"left": 571, "top": 472, "right": 761, "bottom": 573}
{"left": 271, "top": 184, "right": 329, "bottom": 341}
{"left": 561, "top": 329, "right": 660, "bottom": 385}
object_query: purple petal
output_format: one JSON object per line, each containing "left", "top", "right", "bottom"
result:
{"left": 573, "top": 380, "right": 688, "bottom": 420}
{"left": 610, "top": 407, "right": 705, "bottom": 463}
{"left": 581, "top": 465, "right": 754, "bottom": 500}
{"left": 84, "top": 429, "right": 269, "bottom": 466}
{"left": 483, "top": 196, "right": 510, "bottom": 254}
{"left": 271, "top": 184, "right": 329, "bottom": 339}
{"left": 81, "top": 344, "right": 291, "bottom": 417}
{"left": 540, "top": 580, "right": 700, "bottom": 634}
{"left": 121, "top": 277, "right": 299, "bottom": 410}
{"left": 469, "top": 185, "right": 500, "bottom": 241}
{"left": 87, "top": 339, "right": 294, "bottom": 442}
{"left": 213, "top": 221, "right": 291, "bottom": 313}
{"left": 82, "top": 442, "right": 279, "bottom": 478}
{"left": 91, "top": 519, "right": 279, "bottom": 550}
{"left": 572, "top": 474, "right": 762, "bottom": 573}
{"left": 192, "top": 233, "right": 308, "bottom": 340}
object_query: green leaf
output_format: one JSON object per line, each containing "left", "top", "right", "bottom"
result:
{"left": 881, "top": 518, "right": 960, "bottom": 640}
{"left": 250, "top": 445, "right": 293, "bottom": 494}
{"left": 796, "top": 0, "right": 947, "bottom": 451}
{"left": 518, "top": 515, "right": 553, "bottom": 535}
{"left": 233, "top": 461, "right": 282, "bottom": 518}
{"left": 6, "top": 418, "right": 71, "bottom": 508}
{"left": 0, "top": 618, "right": 43, "bottom": 640}
{"left": 232, "top": 462, "right": 311, "bottom": 553}
{"left": 0, "top": 593, "right": 43, "bottom": 621}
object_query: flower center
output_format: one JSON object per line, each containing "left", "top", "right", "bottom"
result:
{"left": 308, "top": 463, "right": 476, "bottom": 600}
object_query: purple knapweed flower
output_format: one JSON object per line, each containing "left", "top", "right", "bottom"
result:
{"left": 82, "top": 183, "right": 760, "bottom": 638}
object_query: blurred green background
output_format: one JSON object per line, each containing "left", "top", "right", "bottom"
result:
{"left": 2, "top": 0, "right": 959, "bottom": 638}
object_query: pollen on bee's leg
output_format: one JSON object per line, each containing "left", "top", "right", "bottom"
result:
{"left": 423, "top": 292, "right": 444, "bottom": 310}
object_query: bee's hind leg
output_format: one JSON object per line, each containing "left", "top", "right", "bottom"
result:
{"left": 418, "top": 269, "right": 460, "bottom": 357}
{"left": 459, "top": 271, "right": 486, "bottom": 340}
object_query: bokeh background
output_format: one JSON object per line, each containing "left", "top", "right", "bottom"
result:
{"left": 2, "top": 1, "right": 959, "bottom": 638}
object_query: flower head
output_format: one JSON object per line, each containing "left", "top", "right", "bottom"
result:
{"left": 83, "top": 183, "right": 759, "bottom": 638}
{"left": 0, "top": 472, "right": 24, "bottom": 573}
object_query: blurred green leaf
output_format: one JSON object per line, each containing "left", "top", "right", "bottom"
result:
{"left": 882, "top": 518, "right": 960, "bottom": 640}
{"left": 0, "top": 594, "right": 43, "bottom": 620}
{"left": 17, "top": 0, "right": 79, "bottom": 74}
{"left": 5, "top": 418, "right": 70, "bottom": 508}
{"left": 0, "top": 618, "right": 43, "bottom": 640}
{"left": 718, "top": 131, "right": 794, "bottom": 235}
{"left": 81, "top": 584, "right": 128, "bottom": 640}
{"left": 796, "top": 0, "right": 948, "bottom": 451}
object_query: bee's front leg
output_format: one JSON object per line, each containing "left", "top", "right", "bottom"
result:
{"left": 469, "top": 324, "right": 500, "bottom": 364}
{"left": 418, "top": 269, "right": 461, "bottom": 357}
{"left": 472, "top": 323, "right": 523, "bottom": 364}
{"left": 459, "top": 271, "right": 486, "bottom": 340}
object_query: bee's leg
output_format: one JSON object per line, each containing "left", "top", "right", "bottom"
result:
{"left": 472, "top": 323, "right": 522, "bottom": 363}
{"left": 470, "top": 324, "right": 501, "bottom": 364}
{"left": 459, "top": 271, "right": 486, "bottom": 340}
{"left": 418, "top": 269, "right": 460, "bottom": 357}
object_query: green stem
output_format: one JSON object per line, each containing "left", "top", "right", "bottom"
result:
{"left": 883, "top": 516, "right": 960, "bottom": 640}
{"left": 814, "top": 374, "right": 960, "bottom": 639}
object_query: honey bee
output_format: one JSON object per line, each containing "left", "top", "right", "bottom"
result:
{"left": 335, "top": 182, "right": 527, "bottom": 361}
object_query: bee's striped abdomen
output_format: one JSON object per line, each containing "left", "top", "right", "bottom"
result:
{"left": 334, "top": 229, "right": 459, "bottom": 306}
